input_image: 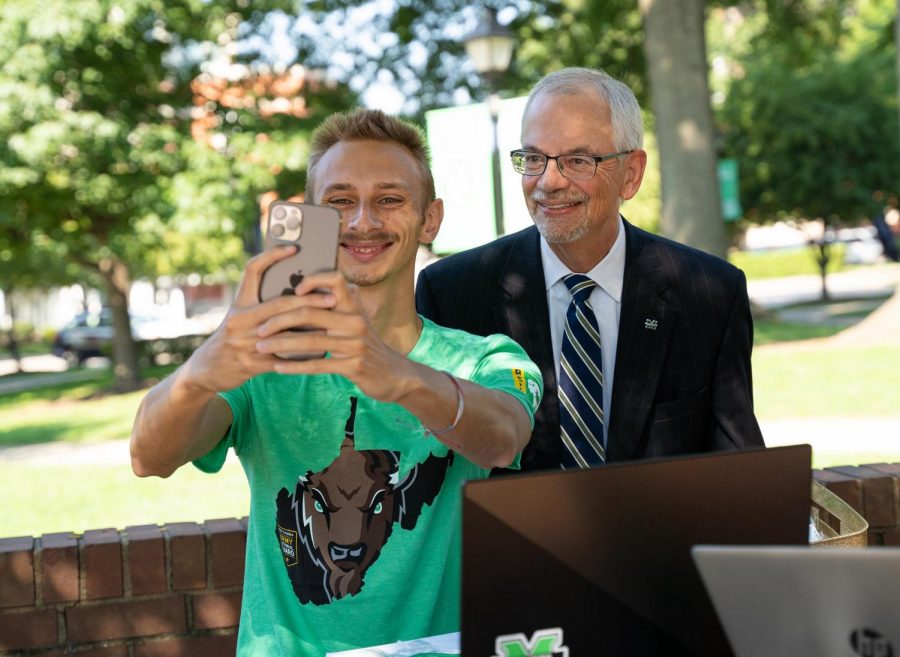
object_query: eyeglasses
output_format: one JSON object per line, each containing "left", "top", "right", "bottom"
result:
{"left": 510, "top": 149, "right": 634, "bottom": 180}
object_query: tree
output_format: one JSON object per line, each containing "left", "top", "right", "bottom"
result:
{"left": 715, "top": 0, "right": 899, "bottom": 298}
{"left": 0, "top": 225, "right": 82, "bottom": 370}
{"left": 640, "top": 0, "right": 727, "bottom": 258}
{"left": 290, "top": 1, "right": 704, "bottom": 246}
{"left": 719, "top": 26, "right": 900, "bottom": 224}
{"left": 0, "top": 0, "right": 352, "bottom": 390}
{"left": 292, "top": 0, "right": 646, "bottom": 118}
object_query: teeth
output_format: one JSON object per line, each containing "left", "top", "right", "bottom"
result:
{"left": 349, "top": 245, "right": 382, "bottom": 253}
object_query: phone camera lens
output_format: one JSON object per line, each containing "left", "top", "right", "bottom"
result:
{"left": 286, "top": 216, "right": 300, "bottom": 230}
{"left": 273, "top": 206, "right": 286, "bottom": 220}
{"left": 271, "top": 223, "right": 285, "bottom": 237}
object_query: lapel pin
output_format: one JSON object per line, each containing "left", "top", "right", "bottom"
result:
{"left": 644, "top": 319, "right": 658, "bottom": 331}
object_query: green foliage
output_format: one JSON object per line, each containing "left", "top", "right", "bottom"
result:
{"left": 715, "top": 1, "right": 900, "bottom": 224}
{"left": 0, "top": 0, "right": 298, "bottom": 287}
{"left": 0, "top": 0, "right": 357, "bottom": 387}
{"left": 292, "top": 0, "right": 646, "bottom": 118}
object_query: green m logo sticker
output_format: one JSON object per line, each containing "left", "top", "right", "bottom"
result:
{"left": 492, "top": 627, "right": 569, "bottom": 657}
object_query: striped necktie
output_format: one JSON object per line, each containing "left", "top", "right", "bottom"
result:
{"left": 558, "top": 274, "right": 606, "bottom": 468}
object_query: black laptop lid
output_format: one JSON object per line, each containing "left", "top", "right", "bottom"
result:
{"left": 461, "top": 444, "right": 812, "bottom": 657}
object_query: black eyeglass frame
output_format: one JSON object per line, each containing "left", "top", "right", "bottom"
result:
{"left": 509, "top": 149, "right": 635, "bottom": 179}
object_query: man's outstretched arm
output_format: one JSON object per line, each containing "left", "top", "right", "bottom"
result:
{"left": 131, "top": 245, "right": 338, "bottom": 477}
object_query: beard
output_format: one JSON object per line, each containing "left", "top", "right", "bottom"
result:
{"left": 343, "top": 269, "right": 383, "bottom": 287}
{"left": 528, "top": 192, "right": 591, "bottom": 244}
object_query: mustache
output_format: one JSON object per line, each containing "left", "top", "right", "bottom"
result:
{"left": 340, "top": 231, "right": 398, "bottom": 245}
{"left": 529, "top": 191, "right": 587, "bottom": 205}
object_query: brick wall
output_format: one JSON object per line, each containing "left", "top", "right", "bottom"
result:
{"left": 0, "top": 518, "right": 246, "bottom": 657}
{"left": 3, "top": 461, "right": 897, "bottom": 655}
{"left": 813, "top": 462, "right": 900, "bottom": 546}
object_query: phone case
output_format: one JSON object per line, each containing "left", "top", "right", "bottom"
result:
{"left": 259, "top": 201, "right": 341, "bottom": 360}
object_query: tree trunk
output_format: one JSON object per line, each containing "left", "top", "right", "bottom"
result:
{"left": 896, "top": 0, "right": 900, "bottom": 147}
{"left": 811, "top": 222, "right": 832, "bottom": 301}
{"left": 4, "top": 290, "right": 22, "bottom": 372}
{"left": 98, "top": 255, "right": 142, "bottom": 391}
{"left": 639, "top": 0, "right": 728, "bottom": 258}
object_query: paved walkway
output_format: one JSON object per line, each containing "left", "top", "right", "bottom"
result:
{"left": 0, "top": 357, "right": 106, "bottom": 394}
{"left": 0, "top": 437, "right": 244, "bottom": 466}
{"left": 746, "top": 263, "right": 900, "bottom": 310}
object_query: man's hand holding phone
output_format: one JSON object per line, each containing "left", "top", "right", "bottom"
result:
{"left": 258, "top": 201, "right": 341, "bottom": 359}
{"left": 255, "top": 270, "right": 417, "bottom": 405}
{"left": 179, "top": 246, "right": 338, "bottom": 395}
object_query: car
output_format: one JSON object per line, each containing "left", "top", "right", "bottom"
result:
{"left": 52, "top": 308, "right": 206, "bottom": 366}
{"left": 52, "top": 309, "right": 115, "bottom": 365}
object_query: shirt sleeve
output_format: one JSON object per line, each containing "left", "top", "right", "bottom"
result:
{"left": 469, "top": 333, "right": 544, "bottom": 430}
{"left": 191, "top": 384, "right": 249, "bottom": 474}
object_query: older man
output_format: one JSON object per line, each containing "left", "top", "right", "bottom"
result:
{"left": 417, "top": 67, "right": 764, "bottom": 472}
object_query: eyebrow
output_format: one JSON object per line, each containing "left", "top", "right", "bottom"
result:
{"left": 321, "top": 181, "right": 413, "bottom": 195}
{"left": 520, "top": 145, "right": 598, "bottom": 155}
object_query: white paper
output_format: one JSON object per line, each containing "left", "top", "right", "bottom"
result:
{"left": 325, "top": 631, "right": 460, "bottom": 657}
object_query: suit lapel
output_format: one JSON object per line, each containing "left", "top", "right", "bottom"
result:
{"left": 607, "top": 222, "right": 675, "bottom": 461}
{"left": 491, "top": 228, "right": 559, "bottom": 430}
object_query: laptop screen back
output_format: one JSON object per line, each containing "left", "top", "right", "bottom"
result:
{"left": 692, "top": 545, "right": 900, "bottom": 657}
{"left": 461, "top": 445, "right": 812, "bottom": 657}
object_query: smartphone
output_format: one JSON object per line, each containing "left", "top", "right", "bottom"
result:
{"left": 258, "top": 200, "right": 341, "bottom": 360}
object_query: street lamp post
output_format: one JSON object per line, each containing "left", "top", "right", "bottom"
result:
{"left": 463, "top": 7, "right": 514, "bottom": 238}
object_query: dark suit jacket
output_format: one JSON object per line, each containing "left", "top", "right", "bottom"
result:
{"left": 416, "top": 221, "right": 764, "bottom": 471}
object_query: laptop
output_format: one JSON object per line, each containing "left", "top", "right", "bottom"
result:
{"left": 461, "top": 444, "right": 812, "bottom": 657}
{"left": 692, "top": 545, "right": 900, "bottom": 657}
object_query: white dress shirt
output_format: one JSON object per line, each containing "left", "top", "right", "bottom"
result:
{"left": 541, "top": 216, "right": 625, "bottom": 432}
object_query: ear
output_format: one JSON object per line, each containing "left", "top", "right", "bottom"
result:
{"left": 620, "top": 149, "right": 647, "bottom": 201}
{"left": 418, "top": 198, "right": 444, "bottom": 245}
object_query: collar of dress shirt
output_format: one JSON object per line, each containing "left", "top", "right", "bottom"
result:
{"left": 540, "top": 215, "right": 626, "bottom": 302}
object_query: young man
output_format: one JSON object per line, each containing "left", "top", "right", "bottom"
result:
{"left": 131, "top": 109, "right": 542, "bottom": 656}
{"left": 417, "top": 67, "right": 764, "bottom": 472}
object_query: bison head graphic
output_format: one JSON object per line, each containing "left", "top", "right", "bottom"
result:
{"left": 276, "top": 397, "right": 453, "bottom": 605}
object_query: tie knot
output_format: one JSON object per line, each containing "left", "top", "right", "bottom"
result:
{"left": 563, "top": 274, "right": 596, "bottom": 304}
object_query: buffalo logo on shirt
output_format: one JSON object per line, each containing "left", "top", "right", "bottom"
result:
{"left": 275, "top": 396, "right": 453, "bottom": 605}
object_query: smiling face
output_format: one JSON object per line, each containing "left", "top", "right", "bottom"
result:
{"left": 520, "top": 90, "right": 645, "bottom": 257}
{"left": 312, "top": 139, "right": 442, "bottom": 288}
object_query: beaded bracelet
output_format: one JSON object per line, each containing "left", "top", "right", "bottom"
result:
{"left": 424, "top": 371, "right": 465, "bottom": 436}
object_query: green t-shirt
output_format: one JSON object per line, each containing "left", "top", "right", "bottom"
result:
{"left": 194, "top": 317, "right": 543, "bottom": 657}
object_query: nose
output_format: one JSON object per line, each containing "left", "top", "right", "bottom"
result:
{"left": 329, "top": 541, "right": 367, "bottom": 566}
{"left": 345, "top": 202, "right": 383, "bottom": 232}
{"left": 535, "top": 156, "right": 569, "bottom": 192}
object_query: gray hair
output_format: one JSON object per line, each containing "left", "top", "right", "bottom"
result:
{"left": 523, "top": 67, "right": 644, "bottom": 151}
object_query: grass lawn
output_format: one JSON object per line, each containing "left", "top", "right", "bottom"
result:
{"left": 752, "top": 343, "right": 900, "bottom": 419}
{"left": 809, "top": 451, "right": 900, "bottom": 469}
{"left": 0, "top": 364, "right": 176, "bottom": 446}
{"left": 0, "top": 460, "right": 249, "bottom": 538}
{"left": 752, "top": 319, "right": 843, "bottom": 346}
{"left": 2, "top": 284, "right": 898, "bottom": 537}
{"left": 728, "top": 243, "right": 848, "bottom": 279}
{"left": 0, "top": 390, "right": 147, "bottom": 447}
